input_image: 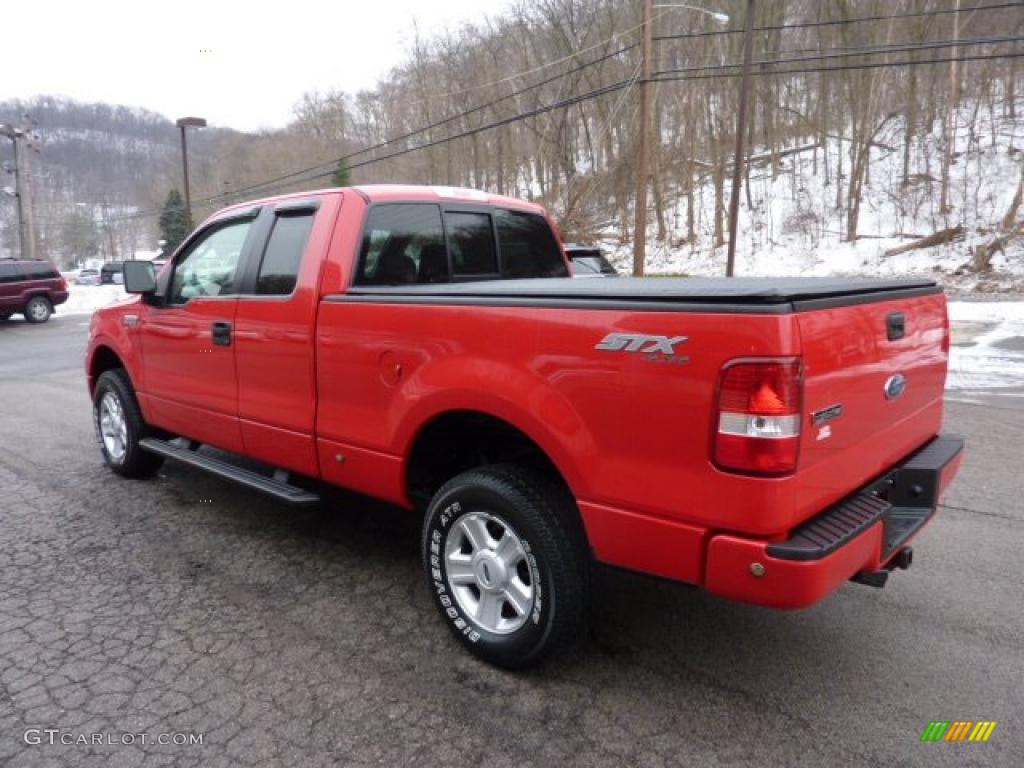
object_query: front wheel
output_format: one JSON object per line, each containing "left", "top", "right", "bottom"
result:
{"left": 92, "top": 369, "right": 164, "bottom": 478}
{"left": 24, "top": 296, "right": 52, "bottom": 323}
{"left": 421, "top": 464, "right": 587, "bottom": 669}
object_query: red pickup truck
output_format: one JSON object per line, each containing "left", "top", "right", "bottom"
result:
{"left": 86, "top": 185, "right": 963, "bottom": 668}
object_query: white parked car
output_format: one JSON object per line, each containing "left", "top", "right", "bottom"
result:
{"left": 75, "top": 268, "right": 101, "bottom": 286}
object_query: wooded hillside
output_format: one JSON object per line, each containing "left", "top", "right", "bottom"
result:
{"left": 3, "top": 0, "right": 1022, "bottom": 281}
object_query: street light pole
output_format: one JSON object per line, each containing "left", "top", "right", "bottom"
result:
{"left": 725, "top": 0, "right": 756, "bottom": 277}
{"left": 176, "top": 117, "right": 207, "bottom": 229}
{"left": 632, "top": 0, "right": 654, "bottom": 277}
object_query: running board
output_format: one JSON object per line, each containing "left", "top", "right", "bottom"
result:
{"left": 139, "top": 438, "right": 320, "bottom": 506}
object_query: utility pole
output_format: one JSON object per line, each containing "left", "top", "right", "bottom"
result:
{"left": 725, "top": 0, "right": 755, "bottom": 277}
{"left": 176, "top": 116, "right": 207, "bottom": 229}
{"left": 20, "top": 138, "right": 38, "bottom": 260}
{"left": 632, "top": 0, "right": 654, "bottom": 277}
{"left": 940, "top": 0, "right": 961, "bottom": 214}
{"left": 1, "top": 123, "right": 30, "bottom": 260}
{"left": 11, "top": 134, "right": 27, "bottom": 260}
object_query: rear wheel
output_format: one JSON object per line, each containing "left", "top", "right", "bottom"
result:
{"left": 422, "top": 464, "right": 587, "bottom": 669}
{"left": 24, "top": 296, "right": 52, "bottom": 323}
{"left": 92, "top": 369, "right": 164, "bottom": 478}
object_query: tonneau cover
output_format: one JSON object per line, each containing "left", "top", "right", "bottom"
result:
{"left": 343, "top": 276, "right": 938, "bottom": 306}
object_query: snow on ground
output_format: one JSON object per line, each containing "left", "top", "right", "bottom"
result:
{"left": 947, "top": 301, "right": 1024, "bottom": 398}
{"left": 60, "top": 284, "right": 129, "bottom": 316}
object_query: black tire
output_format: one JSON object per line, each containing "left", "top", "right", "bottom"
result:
{"left": 92, "top": 369, "right": 164, "bottom": 478}
{"left": 23, "top": 296, "right": 53, "bottom": 323}
{"left": 422, "top": 464, "right": 588, "bottom": 669}
{"left": 0, "top": 311, "right": 12, "bottom": 321}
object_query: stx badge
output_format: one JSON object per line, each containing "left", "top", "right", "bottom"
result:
{"left": 595, "top": 333, "right": 690, "bottom": 365}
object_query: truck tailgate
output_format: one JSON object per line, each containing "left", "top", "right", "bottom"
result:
{"left": 793, "top": 292, "right": 949, "bottom": 523}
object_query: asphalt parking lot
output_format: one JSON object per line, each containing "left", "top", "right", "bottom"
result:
{"left": 1, "top": 314, "right": 1022, "bottom": 767}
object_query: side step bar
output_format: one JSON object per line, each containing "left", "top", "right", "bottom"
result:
{"left": 139, "top": 438, "right": 320, "bottom": 506}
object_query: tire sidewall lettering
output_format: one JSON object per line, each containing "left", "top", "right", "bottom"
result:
{"left": 428, "top": 494, "right": 545, "bottom": 644}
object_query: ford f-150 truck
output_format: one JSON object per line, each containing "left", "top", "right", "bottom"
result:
{"left": 86, "top": 185, "right": 963, "bottom": 668}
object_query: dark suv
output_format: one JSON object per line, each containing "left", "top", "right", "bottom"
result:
{"left": 100, "top": 261, "right": 125, "bottom": 285}
{"left": 0, "top": 258, "right": 69, "bottom": 323}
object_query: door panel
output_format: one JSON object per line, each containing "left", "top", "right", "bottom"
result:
{"left": 138, "top": 215, "right": 256, "bottom": 453}
{"left": 234, "top": 201, "right": 333, "bottom": 477}
{"left": 141, "top": 299, "right": 244, "bottom": 452}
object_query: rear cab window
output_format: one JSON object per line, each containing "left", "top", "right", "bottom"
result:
{"left": 496, "top": 210, "right": 568, "bottom": 279}
{"left": 353, "top": 203, "right": 568, "bottom": 285}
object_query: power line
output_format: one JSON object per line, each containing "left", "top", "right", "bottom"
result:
{"left": 99, "top": 77, "right": 640, "bottom": 225}
{"left": 210, "top": 1, "right": 1023, "bottom": 204}
{"left": 653, "top": 49, "right": 1024, "bottom": 83}
{"left": 111, "top": 40, "right": 642, "bottom": 219}
{"left": 209, "top": 41, "right": 640, "bottom": 203}
{"left": 99, "top": 46, "right": 1024, "bottom": 226}
{"left": 229, "top": 48, "right": 1024, "bottom": 189}
{"left": 329, "top": 80, "right": 636, "bottom": 177}
{"left": 412, "top": 9, "right": 673, "bottom": 101}
{"left": 657, "top": 34, "right": 1024, "bottom": 76}
{"left": 653, "top": 1, "right": 1022, "bottom": 42}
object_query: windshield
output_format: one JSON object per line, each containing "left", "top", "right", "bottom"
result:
{"left": 570, "top": 251, "right": 617, "bottom": 275}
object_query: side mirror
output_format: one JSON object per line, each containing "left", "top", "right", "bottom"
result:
{"left": 123, "top": 261, "right": 157, "bottom": 294}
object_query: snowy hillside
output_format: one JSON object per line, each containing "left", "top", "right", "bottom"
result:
{"left": 604, "top": 103, "right": 1024, "bottom": 291}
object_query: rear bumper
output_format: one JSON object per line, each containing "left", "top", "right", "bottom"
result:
{"left": 704, "top": 435, "right": 964, "bottom": 609}
{"left": 51, "top": 291, "right": 69, "bottom": 307}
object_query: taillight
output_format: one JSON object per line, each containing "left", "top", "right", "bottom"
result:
{"left": 713, "top": 358, "right": 803, "bottom": 476}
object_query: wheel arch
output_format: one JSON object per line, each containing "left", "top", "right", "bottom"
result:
{"left": 404, "top": 408, "right": 589, "bottom": 546}
{"left": 87, "top": 344, "right": 128, "bottom": 395}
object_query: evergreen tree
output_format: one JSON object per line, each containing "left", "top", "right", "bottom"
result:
{"left": 332, "top": 158, "right": 351, "bottom": 187}
{"left": 59, "top": 211, "right": 100, "bottom": 266}
{"left": 158, "top": 189, "right": 188, "bottom": 256}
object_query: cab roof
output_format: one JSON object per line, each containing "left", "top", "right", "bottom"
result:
{"left": 210, "top": 184, "right": 546, "bottom": 224}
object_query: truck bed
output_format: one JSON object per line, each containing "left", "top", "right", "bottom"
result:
{"left": 337, "top": 276, "right": 939, "bottom": 312}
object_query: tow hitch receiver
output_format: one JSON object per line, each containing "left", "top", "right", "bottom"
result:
{"left": 851, "top": 546, "right": 914, "bottom": 589}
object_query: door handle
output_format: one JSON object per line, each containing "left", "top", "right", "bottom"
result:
{"left": 211, "top": 321, "right": 233, "bottom": 347}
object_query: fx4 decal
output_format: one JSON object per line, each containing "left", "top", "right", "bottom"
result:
{"left": 595, "top": 333, "right": 690, "bottom": 364}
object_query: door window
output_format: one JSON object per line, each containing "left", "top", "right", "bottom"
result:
{"left": 170, "top": 219, "right": 252, "bottom": 303}
{"left": 447, "top": 212, "right": 497, "bottom": 277}
{"left": 0, "top": 263, "right": 22, "bottom": 283}
{"left": 256, "top": 213, "right": 315, "bottom": 295}
{"left": 22, "top": 262, "right": 59, "bottom": 279}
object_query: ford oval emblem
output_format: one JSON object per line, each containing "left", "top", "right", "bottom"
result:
{"left": 884, "top": 373, "right": 907, "bottom": 400}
